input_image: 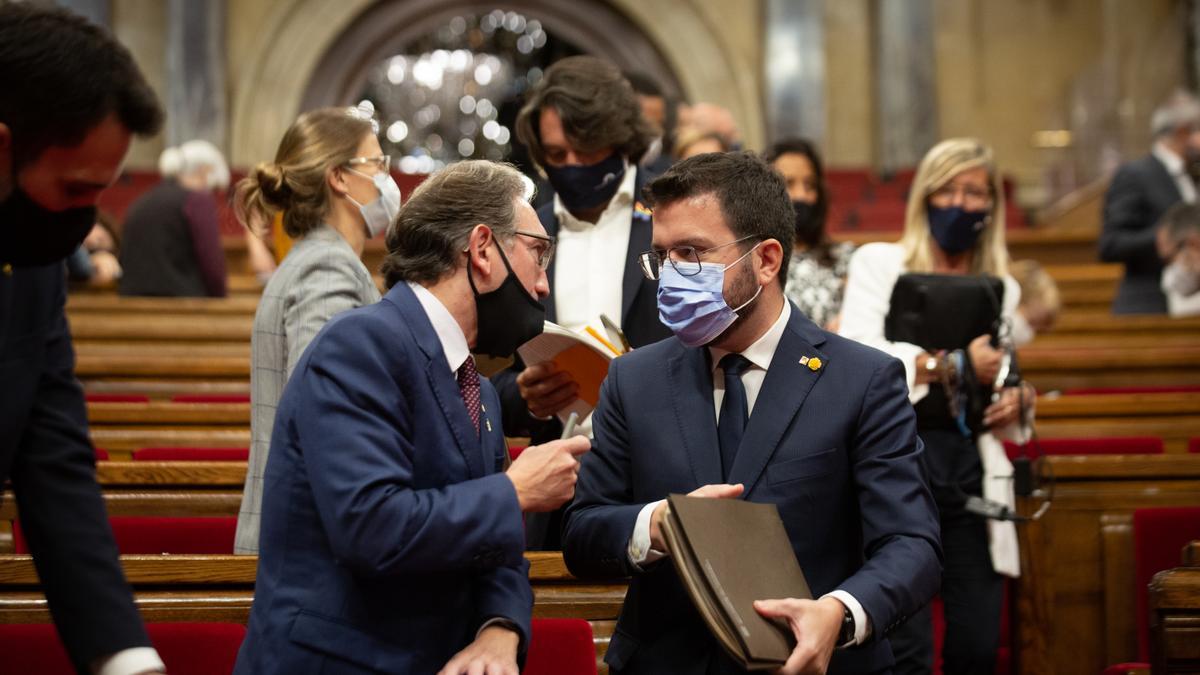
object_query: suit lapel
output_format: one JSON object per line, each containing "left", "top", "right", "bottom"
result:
{"left": 668, "top": 345, "right": 723, "bottom": 486}
{"left": 385, "top": 284, "right": 485, "bottom": 479}
{"left": 621, "top": 170, "right": 653, "bottom": 325}
{"left": 728, "top": 307, "right": 828, "bottom": 492}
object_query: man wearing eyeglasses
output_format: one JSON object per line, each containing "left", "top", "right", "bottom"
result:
{"left": 562, "top": 152, "right": 941, "bottom": 675}
{"left": 235, "top": 161, "right": 589, "bottom": 675}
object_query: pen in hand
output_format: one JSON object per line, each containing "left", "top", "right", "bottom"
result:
{"left": 561, "top": 411, "right": 579, "bottom": 440}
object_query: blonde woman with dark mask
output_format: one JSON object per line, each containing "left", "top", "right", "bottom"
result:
{"left": 840, "top": 138, "right": 1030, "bottom": 675}
{"left": 232, "top": 105, "right": 400, "bottom": 554}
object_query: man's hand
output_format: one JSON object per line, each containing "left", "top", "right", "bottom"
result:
{"left": 505, "top": 436, "right": 590, "bottom": 512}
{"left": 649, "top": 483, "right": 743, "bottom": 551}
{"left": 516, "top": 362, "right": 579, "bottom": 419}
{"left": 983, "top": 386, "right": 1024, "bottom": 428}
{"left": 967, "top": 334, "right": 1002, "bottom": 386}
{"left": 752, "top": 596, "right": 845, "bottom": 675}
{"left": 437, "top": 625, "right": 520, "bottom": 675}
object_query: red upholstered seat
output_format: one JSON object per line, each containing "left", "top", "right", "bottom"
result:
{"left": 132, "top": 446, "right": 249, "bottom": 461}
{"left": 1189, "top": 437, "right": 1200, "bottom": 454}
{"left": 170, "top": 394, "right": 251, "bottom": 403}
{"left": 0, "top": 623, "right": 245, "bottom": 675}
{"left": 525, "top": 618, "right": 596, "bottom": 675}
{"left": 94, "top": 447, "right": 109, "bottom": 461}
{"left": 13, "top": 517, "right": 237, "bottom": 555}
{"left": 1003, "top": 436, "right": 1163, "bottom": 460}
{"left": 509, "top": 446, "right": 527, "bottom": 461}
{"left": 84, "top": 393, "right": 150, "bottom": 403}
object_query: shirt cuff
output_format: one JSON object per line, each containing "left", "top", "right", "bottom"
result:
{"left": 822, "top": 590, "right": 871, "bottom": 647}
{"left": 627, "top": 500, "right": 667, "bottom": 567}
{"left": 92, "top": 647, "right": 165, "bottom": 675}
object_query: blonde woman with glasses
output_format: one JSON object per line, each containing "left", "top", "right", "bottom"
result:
{"left": 232, "top": 104, "right": 399, "bottom": 554}
{"left": 839, "top": 138, "right": 1028, "bottom": 675}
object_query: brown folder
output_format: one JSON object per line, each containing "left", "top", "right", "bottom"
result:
{"left": 661, "top": 494, "right": 812, "bottom": 670}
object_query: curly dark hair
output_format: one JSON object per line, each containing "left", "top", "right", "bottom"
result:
{"left": 516, "top": 56, "right": 657, "bottom": 171}
{"left": 0, "top": 4, "right": 162, "bottom": 168}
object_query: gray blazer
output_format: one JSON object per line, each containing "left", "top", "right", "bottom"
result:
{"left": 234, "top": 225, "right": 381, "bottom": 554}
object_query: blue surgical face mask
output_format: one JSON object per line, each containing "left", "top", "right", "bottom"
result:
{"left": 346, "top": 169, "right": 402, "bottom": 238}
{"left": 657, "top": 243, "right": 762, "bottom": 347}
{"left": 927, "top": 205, "right": 988, "bottom": 255}
{"left": 543, "top": 152, "right": 626, "bottom": 212}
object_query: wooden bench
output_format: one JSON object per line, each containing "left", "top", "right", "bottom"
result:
{"left": 1149, "top": 541, "right": 1200, "bottom": 672}
{"left": 1015, "top": 454, "right": 1200, "bottom": 675}
{"left": 0, "top": 552, "right": 625, "bottom": 673}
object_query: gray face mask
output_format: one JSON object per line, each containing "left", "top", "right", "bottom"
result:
{"left": 346, "top": 169, "right": 402, "bottom": 237}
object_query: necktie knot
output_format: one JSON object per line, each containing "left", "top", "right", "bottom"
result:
{"left": 719, "top": 353, "right": 752, "bottom": 378}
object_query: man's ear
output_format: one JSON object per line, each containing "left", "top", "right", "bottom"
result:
{"left": 756, "top": 238, "right": 784, "bottom": 286}
{"left": 466, "top": 224, "right": 495, "bottom": 280}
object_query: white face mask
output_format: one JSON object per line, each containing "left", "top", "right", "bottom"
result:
{"left": 1163, "top": 258, "right": 1200, "bottom": 297}
{"left": 345, "top": 168, "right": 402, "bottom": 238}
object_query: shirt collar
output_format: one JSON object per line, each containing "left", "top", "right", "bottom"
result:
{"left": 553, "top": 158, "right": 636, "bottom": 231}
{"left": 407, "top": 281, "right": 470, "bottom": 373}
{"left": 1153, "top": 140, "right": 1186, "bottom": 177}
{"left": 708, "top": 300, "right": 791, "bottom": 374}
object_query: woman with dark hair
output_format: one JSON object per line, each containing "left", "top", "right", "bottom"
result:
{"left": 765, "top": 138, "right": 854, "bottom": 330}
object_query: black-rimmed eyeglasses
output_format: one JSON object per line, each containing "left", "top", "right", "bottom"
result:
{"left": 638, "top": 234, "right": 760, "bottom": 281}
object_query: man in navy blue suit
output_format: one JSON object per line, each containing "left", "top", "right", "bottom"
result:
{"left": 234, "top": 161, "right": 590, "bottom": 675}
{"left": 563, "top": 151, "right": 942, "bottom": 674}
{"left": 0, "top": 6, "right": 167, "bottom": 674}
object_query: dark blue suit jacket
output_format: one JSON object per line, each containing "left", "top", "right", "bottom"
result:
{"left": 1100, "top": 154, "right": 1183, "bottom": 314}
{"left": 0, "top": 263, "right": 151, "bottom": 672}
{"left": 235, "top": 283, "right": 531, "bottom": 674}
{"left": 563, "top": 305, "right": 942, "bottom": 674}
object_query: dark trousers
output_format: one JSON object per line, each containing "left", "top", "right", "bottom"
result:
{"left": 889, "top": 509, "right": 1003, "bottom": 675}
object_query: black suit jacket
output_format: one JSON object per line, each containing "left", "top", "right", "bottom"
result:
{"left": 1099, "top": 153, "right": 1184, "bottom": 313}
{"left": 0, "top": 263, "right": 150, "bottom": 671}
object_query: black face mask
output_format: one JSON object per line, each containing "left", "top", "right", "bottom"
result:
{"left": 792, "top": 200, "right": 822, "bottom": 245}
{"left": 0, "top": 187, "right": 96, "bottom": 267}
{"left": 543, "top": 152, "right": 626, "bottom": 212}
{"left": 467, "top": 239, "right": 546, "bottom": 358}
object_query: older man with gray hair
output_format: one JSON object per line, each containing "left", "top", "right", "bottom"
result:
{"left": 235, "top": 160, "right": 590, "bottom": 675}
{"left": 1101, "top": 89, "right": 1200, "bottom": 314}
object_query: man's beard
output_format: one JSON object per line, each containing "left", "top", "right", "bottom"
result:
{"left": 708, "top": 260, "right": 761, "bottom": 346}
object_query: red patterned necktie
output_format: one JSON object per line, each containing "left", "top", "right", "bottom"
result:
{"left": 456, "top": 356, "right": 481, "bottom": 435}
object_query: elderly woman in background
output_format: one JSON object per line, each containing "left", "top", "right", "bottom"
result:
{"left": 840, "top": 138, "right": 1029, "bottom": 675}
{"left": 765, "top": 138, "right": 855, "bottom": 330}
{"left": 232, "top": 105, "right": 398, "bottom": 554}
{"left": 118, "top": 140, "right": 230, "bottom": 297}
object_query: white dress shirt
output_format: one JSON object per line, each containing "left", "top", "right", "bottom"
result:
{"left": 552, "top": 161, "right": 636, "bottom": 332}
{"left": 626, "top": 301, "right": 871, "bottom": 645}
{"left": 1153, "top": 141, "right": 1197, "bottom": 204}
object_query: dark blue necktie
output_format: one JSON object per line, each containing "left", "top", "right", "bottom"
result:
{"left": 717, "top": 353, "right": 752, "bottom": 480}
